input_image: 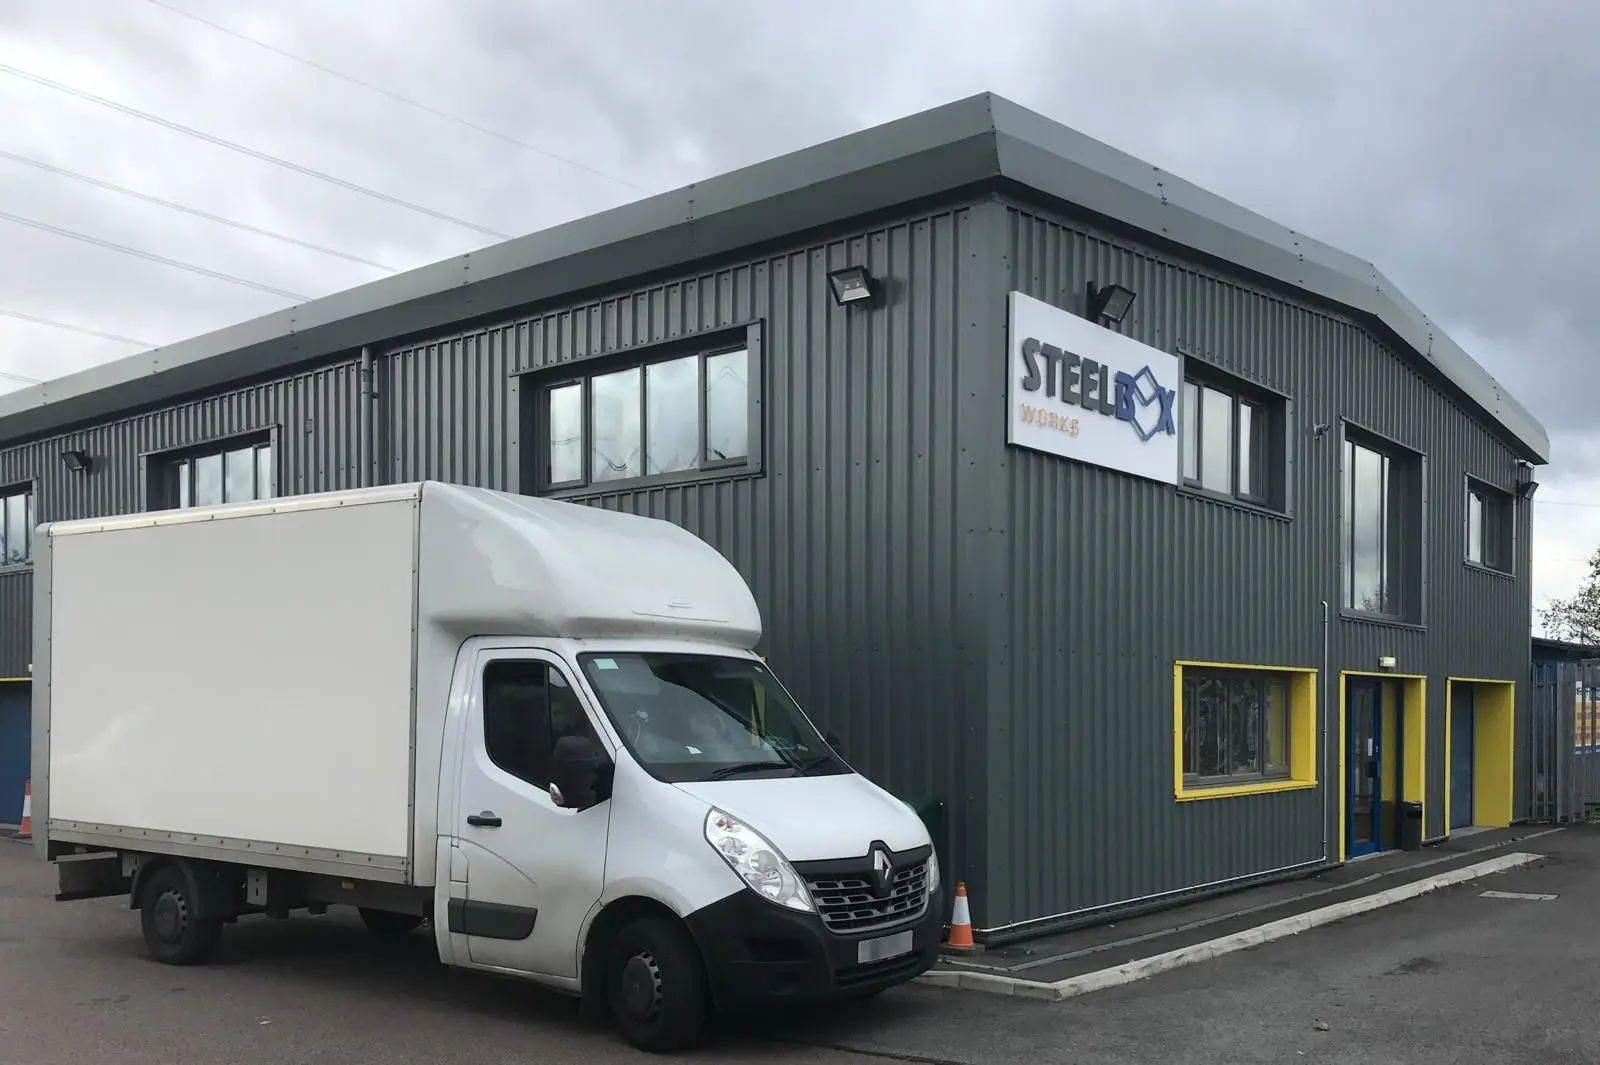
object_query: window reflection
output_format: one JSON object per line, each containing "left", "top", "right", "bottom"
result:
{"left": 1181, "top": 381, "right": 1200, "bottom": 482}
{"left": 542, "top": 343, "right": 753, "bottom": 491}
{"left": 1199, "top": 386, "right": 1233, "bottom": 494}
{"left": 173, "top": 442, "right": 275, "bottom": 509}
{"left": 1345, "top": 439, "right": 1390, "bottom": 613}
{"left": 646, "top": 356, "right": 699, "bottom": 474}
{"left": 705, "top": 349, "right": 749, "bottom": 463}
{"left": 2, "top": 491, "right": 28, "bottom": 565}
{"left": 547, "top": 384, "right": 583, "bottom": 484}
{"left": 591, "top": 367, "right": 642, "bottom": 482}
{"left": 224, "top": 447, "right": 254, "bottom": 503}
{"left": 193, "top": 453, "right": 223, "bottom": 507}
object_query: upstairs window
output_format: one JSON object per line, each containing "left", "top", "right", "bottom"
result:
{"left": 1179, "top": 363, "right": 1288, "bottom": 511}
{"left": 1465, "top": 478, "right": 1514, "bottom": 573}
{"left": 529, "top": 326, "right": 762, "bottom": 495}
{"left": 149, "top": 435, "right": 277, "bottom": 512}
{"left": 0, "top": 485, "right": 33, "bottom": 566}
{"left": 174, "top": 440, "right": 276, "bottom": 508}
{"left": 1341, "top": 426, "right": 1423, "bottom": 622}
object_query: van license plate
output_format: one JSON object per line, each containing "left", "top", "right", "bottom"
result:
{"left": 857, "top": 929, "right": 914, "bottom": 965}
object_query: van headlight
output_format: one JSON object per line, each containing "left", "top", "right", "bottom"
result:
{"left": 704, "top": 808, "right": 814, "bottom": 913}
{"left": 899, "top": 798, "right": 941, "bottom": 897}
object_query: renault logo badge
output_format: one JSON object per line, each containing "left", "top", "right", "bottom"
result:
{"left": 871, "top": 847, "right": 893, "bottom": 896}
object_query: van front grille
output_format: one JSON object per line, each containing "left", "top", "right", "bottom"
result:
{"left": 804, "top": 860, "right": 929, "bottom": 935}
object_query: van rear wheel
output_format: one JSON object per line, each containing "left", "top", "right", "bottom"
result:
{"left": 139, "top": 864, "right": 223, "bottom": 966}
{"left": 606, "top": 914, "right": 708, "bottom": 1053}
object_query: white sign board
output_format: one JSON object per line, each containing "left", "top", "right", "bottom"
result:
{"left": 1005, "top": 291, "right": 1181, "bottom": 485}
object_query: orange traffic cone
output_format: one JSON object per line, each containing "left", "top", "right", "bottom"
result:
{"left": 17, "top": 779, "right": 31, "bottom": 840}
{"left": 944, "top": 881, "right": 979, "bottom": 952}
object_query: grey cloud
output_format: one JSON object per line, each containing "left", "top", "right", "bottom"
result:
{"left": 0, "top": 0, "right": 1595, "bottom": 469}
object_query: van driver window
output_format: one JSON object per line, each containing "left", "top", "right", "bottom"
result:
{"left": 482, "top": 660, "right": 591, "bottom": 789}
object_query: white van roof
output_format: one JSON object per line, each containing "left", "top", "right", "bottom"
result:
{"left": 416, "top": 481, "right": 763, "bottom": 649}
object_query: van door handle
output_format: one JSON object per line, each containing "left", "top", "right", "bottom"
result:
{"left": 466, "top": 812, "right": 502, "bottom": 828}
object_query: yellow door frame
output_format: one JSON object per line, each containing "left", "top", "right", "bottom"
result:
{"left": 1444, "top": 676, "right": 1516, "bottom": 831}
{"left": 1337, "top": 671, "right": 1427, "bottom": 863}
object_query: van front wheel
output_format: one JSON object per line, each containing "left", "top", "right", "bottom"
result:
{"left": 606, "top": 914, "right": 708, "bottom": 1053}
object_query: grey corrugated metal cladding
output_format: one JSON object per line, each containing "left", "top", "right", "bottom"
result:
{"left": 0, "top": 91, "right": 1548, "bottom": 938}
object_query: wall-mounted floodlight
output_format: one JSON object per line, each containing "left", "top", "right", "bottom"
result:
{"left": 1086, "top": 282, "right": 1137, "bottom": 324}
{"left": 1516, "top": 460, "right": 1540, "bottom": 499}
{"left": 61, "top": 448, "right": 91, "bottom": 472}
{"left": 828, "top": 265, "right": 876, "bottom": 306}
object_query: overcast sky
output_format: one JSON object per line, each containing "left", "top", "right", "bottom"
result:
{"left": 0, "top": 0, "right": 1595, "bottom": 623}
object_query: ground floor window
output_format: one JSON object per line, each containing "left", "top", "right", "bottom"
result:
{"left": 1174, "top": 661, "right": 1318, "bottom": 800}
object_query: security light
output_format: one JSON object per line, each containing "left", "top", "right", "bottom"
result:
{"left": 60, "top": 448, "right": 90, "bottom": 472}
{"left": 1086, "top": 282, "right": 1137, "bottom": 324}
{"left": 1516, "top": 460, "right": 1539, "bottom": 498}
{"left": 827, "top": 265, "right": 876, "bottom": 306}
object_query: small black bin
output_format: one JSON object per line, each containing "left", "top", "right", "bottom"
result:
{"left": 1399, "top": 800, "right": 1424, "bottom": 851}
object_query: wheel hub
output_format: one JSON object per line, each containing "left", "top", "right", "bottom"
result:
{"left": 620, "top": 949, "right": 663, "bottom": 1021}
{"left": 152, "top": 891, "right": 187, "bottom": 943}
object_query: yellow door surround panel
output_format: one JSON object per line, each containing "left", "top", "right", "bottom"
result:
{"left": 1445, "top": 677, "right": 1516, "bottom": 831}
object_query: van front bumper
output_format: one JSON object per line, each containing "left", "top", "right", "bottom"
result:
{"left": 683, "top": 887, "right": 944, "bottom": 1014}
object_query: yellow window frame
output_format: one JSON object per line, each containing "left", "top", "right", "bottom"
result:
{"left": 1174, "top": 660, "right": 1319, "bottom": 802}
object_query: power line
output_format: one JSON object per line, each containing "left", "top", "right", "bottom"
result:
{"left": 0, "top": 366, "right": 43, "bottom": 385}
{"left": 1537, "top": 499, "right": 1600, "bottom": 509}
{"left": 0, "top": 307, "right": 152, "bottom": 348}
{"left": 0, "top": 60, "right": 511, "bottom": 241}
{"left": 0, "top": 150, "right": 398, "bottom": 272}
{"left": 144, "top": 0, "right": 647, "bottom": 196}
{"left": 0, "top": 209, "right": 309, "bottom": 301}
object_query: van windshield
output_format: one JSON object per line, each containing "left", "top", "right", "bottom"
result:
{"left": 577, "top": 652, "right": 848, "bottom": 784}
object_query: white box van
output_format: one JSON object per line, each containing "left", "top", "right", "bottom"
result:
{"left": 32, "top": 482, "right": 944, "bottom": 1052}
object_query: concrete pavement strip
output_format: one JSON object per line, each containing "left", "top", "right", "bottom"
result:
{"left": 917, "top": 850, "right": 1545, "bottom": 1002}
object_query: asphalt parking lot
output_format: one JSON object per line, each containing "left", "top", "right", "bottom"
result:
{"left": 5, "top": 830, "right": 1600, "bottom": 1064}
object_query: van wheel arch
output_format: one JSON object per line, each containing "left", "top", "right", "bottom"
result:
{"left": 136, "top": 860, "right": 228, "bottom": 965}
{"left": 580, "top": 897, "right": 706, "bottom": 1026}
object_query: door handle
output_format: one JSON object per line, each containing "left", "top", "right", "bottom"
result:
{"left": 466, "top": 811, "right": 502, "bottom": 828}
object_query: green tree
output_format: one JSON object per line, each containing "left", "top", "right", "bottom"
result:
{"left": 1540, "top": 545, "right": 1600, "bottom": 645}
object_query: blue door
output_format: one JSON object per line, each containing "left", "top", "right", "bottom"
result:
{"left": 1347, "top": 677, "right": 1384, "bottom": 857}
{"left": 1450, "top": 685, "right": 1476, "bottom": 830}
{"left": 0, "top": 683, "right": 28, "bottom": 824}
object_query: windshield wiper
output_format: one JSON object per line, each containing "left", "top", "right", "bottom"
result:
{"left": 709, "top": 761, "right": 797, "bottom": 781}
{"left": 791, "top": 753, "right": 838, "bottom": 775}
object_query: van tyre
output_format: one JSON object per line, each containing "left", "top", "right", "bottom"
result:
{"left": 358, "top": 907, "right": 424, "bottom": 937}
{"left": 139, "top": 864, "right": 223, "bottom": 966}
{"left": 607, "top": 914, "right": 709, "bottom": 1053}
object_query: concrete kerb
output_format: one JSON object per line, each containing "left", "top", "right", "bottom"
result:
{"left": 918, "top": 850, "right": 1545, "bottom": 1002}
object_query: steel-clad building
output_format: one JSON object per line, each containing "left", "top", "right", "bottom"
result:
{"left": 0, "top": 93, "right": 1550, "bottom": 941}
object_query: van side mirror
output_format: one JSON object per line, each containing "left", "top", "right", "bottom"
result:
{"left": 550, "top": 734, "right": 611, "bottom": 812}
